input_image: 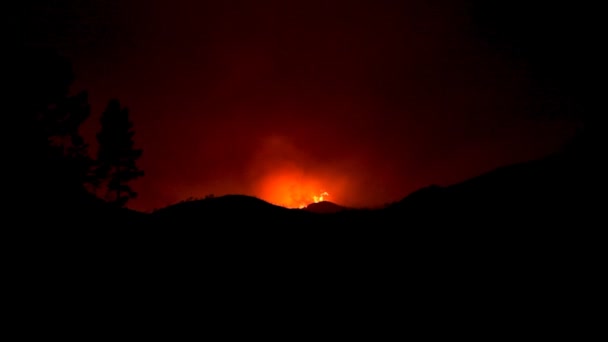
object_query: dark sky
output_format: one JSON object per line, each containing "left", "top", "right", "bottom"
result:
{"left": 20, "top": 0, "right": 584, "bottom": 211}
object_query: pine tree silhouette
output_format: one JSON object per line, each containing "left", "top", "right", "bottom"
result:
{"left": 47, "top": 90, "right": 96, "bottom": 187}
{"left": 18, "top": 48, "right": 95, "bottom": 197}
{"left": 96, "top": 99, "right": 144, "bottom": 207}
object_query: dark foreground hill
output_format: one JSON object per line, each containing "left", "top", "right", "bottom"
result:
{"left": 16, "top": 143, "right": 599, "bottom": 331}
{"left": 144, "top": 143, "right": 590, "bottom": 230}
{"left": 26, "top": 142, "right": 593, "bottom": 243}
{"left": 28, "top": 143, "right": 595, "bottom": 290}
{"left": 387, "top": 150, "right": 589, "bottom": 225}
{"left": 303, "top": 201, "right": 347, "bottom": 213}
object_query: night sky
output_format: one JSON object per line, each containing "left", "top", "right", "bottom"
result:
{"left": 20, "top": 0, "right": 583, "bottom": 211}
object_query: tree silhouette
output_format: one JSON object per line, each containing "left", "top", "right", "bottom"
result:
{"left": 46, "top": 90, "right": 97, "bottom": 186}
{"left": 96, "top": 99, "right": 144, "bottom": 207}
{"left": 17, "top": 48, "right": 95, "bottom": 196}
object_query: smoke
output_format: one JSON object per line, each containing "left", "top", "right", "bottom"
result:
{"left": 247, "top": 135, "right": 351, "bottom": 207}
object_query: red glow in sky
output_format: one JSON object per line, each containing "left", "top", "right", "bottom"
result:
{"left": 30, "top": 0, "right": 579, "bottom": 211}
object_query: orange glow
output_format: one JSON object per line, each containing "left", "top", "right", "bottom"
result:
{"left": 313, "top": 192, "right": 329, "bottom": 203}
{"left": 256, "top": 170, "right": 331, "bottom": 208}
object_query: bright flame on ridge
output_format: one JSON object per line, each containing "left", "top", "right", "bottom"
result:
{"left": 313, "top": 191, "right": 329, "bottom": 204}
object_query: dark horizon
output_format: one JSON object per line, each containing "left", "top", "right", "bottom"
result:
{"left": 17, "top": 0, "right": 592, "bottom": 212}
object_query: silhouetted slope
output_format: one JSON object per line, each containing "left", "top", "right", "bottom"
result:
{"left": 387, "top": 149, "right": 588, "bottom": 226}
{"left": 155, "top": 195, "right": 286, "bottom": 214}
{"left": 303, "top": 201, "right": 347, "bottom": 214}
{"left": 152, "top": 194, "right": 317, "bottom": 227}
{"left": 22, "top": 147, "right": 596, "bottom": 332}
{"left": 153, "top": 195, "right": 286, "bottom": 217}
{"left": 146, "top": 145, "right": 590, "bottom": 233}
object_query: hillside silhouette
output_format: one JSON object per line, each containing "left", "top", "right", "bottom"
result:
{"left": 139, "top": 142, "right": 588, "bottom": 232}
{"left": 153, "top": 194, "right": 315, "bottom": 225}
{"left": 303, "top": 201, "right": 347, "bottom": 214}
{"left": 388, "top": 142, "right": 587, "bottom": 225}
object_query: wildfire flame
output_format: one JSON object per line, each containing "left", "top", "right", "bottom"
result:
{"left": 296, "top": 191, "right": 329, "bottom": 209}
{"left": 258, "top": 171, "right": 332, "bottom": 208}
{"left": 313, "top": 192, "right": 329, "bottom": 203}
